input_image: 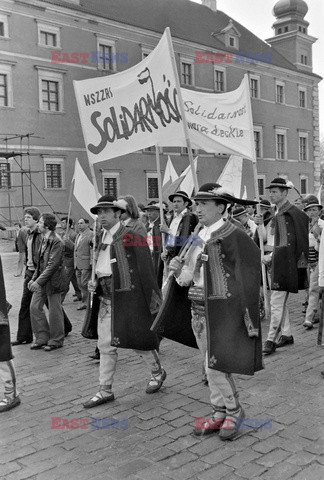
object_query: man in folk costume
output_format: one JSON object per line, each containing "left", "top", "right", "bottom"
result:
{"left": 160, "top": 190, "right": 198, "bottom": 263}
{"left": 0, "top": 256, "right": 20, "bottom": 412}
{"left": 258, "top": 178, "right": 309, "bottom": 355}
{"left": 83, "top": 195, "right": 165, "bottom": 408}
{"left": 302, "top": 195, "right": 324, "bottom": 329}
{"left": 159, "top": 183, "right": 263, "bottom": 440}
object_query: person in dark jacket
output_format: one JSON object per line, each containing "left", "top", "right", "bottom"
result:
{"left": 259, "top": 178, "right": 309, "bottom": 355}
{"left": 29, "top": 213, "right": 66, "bottom": 351}
{"left": 0, "top": 256, "right": 20, "bottom": 412}
{"left": 12, "top": 208, "right": 42, "bottom": 346}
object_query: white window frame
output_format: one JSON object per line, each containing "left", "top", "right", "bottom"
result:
{"left": 227, "top": 35, "right": 239, "bottom": 49}
{"left": 0, "top": 13, "right": 9, "bottom": 38}
{"left": 275, "top": 81, "right": 285, "bottom": 104}
{"left": 102, "top": 171, "right": 120, "bottom": 197}
{"left": 253, "top": 126, "right": 263, "bottom": 159}
{"left": 44, "top": 157, "right": 65, "bottom": 190}
{"left": 298, "top": 86, "right": 307, "bottom": 108}
{"left": 0, "top": 63, "right": 13, "bottom": 107}
{"left": 275, "top": 128, "right": 288, "bottom": 160}
{"left": 257, "top": 175, "right": 266, "bottom": 197}
{"left": 214, "top": 67, "right": 226, "bottom": 92}
{"left": 96, "top": 36, "right": 116, "bottom": 72}
{"left": 250, "top": 74, "right": 260, "bottom": 99}
{"left": 37, "top": 22, "right": 61, "bottom": 48}
{"left": 180, "top": 57, "right": 195, "bottom": 87}
{"left": 300, "top": 175, "right": 308, "bottom": 195}
{"left": 37, "top": 68, "right": 64, "bottom": 113}
{"left": 298, "top": 132, "right": 308, "bottom": 161}
{"left": 146, "top": 172, "right": 159, "bottom": 200}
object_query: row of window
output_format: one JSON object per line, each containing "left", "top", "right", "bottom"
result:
{"left": 0, "top": 63, "right": 309, "bottom": 114}
{"left": 0, "top": 158, "right": 310, "bottom": 197}
{"left": 0, "top": 12, "right": 309, "bottom": 106}
{"left": 254, "top": 128, "right": 309, "bottom": 161}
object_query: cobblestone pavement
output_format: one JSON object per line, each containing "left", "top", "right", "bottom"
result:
{"left": 1, "top": 244, "right": 324, "bottom": 480}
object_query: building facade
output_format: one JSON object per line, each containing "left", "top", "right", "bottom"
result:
{"left": 0, "top": 0, "right": 321, "bottom": 224}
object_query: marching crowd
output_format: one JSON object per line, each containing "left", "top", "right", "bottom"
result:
{"left": 1, "top": 177, "right": 323, "bottom": 441}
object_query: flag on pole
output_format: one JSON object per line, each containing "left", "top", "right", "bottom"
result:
{"left": 217, "top": 155, "right": 243, "bottom": 197}
{"left": 162, "top": 156, "right": 178, "bottom": 187}
{"left": 242, "top": 185, "right": 247, "bottom": 200}
{"left": 72, "top": 159, "right": 97, "bottom": 219}
{"left": 178, "top": 156, "right": 198, "bottom": 197}
{"left": 73, "top": 30, "right": 187, "bottom": 164}
{"left": 181, "top": 75, "right": 255, "bottom": 161}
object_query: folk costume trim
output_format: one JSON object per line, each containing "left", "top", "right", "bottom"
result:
{"left": 205, "top": 221, "right": 236, "bottom": 300}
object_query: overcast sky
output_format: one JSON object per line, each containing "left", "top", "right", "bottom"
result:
{"left": 191, "top": 0, "right": 324, "bottom": 140}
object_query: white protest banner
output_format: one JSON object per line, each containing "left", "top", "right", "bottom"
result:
{"left": 72, "top": 159, "right": 97, "bottom": 218}
{"left": 74, "top": 30, "right": 186, "bottom": 164}
{"left": 181, "top": 74, "right": 255, "bottom": 161}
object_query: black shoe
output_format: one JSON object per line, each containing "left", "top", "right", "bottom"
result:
{"left": 276, "top": 335, "right": 294, "bottom": 348}
{"left": 263, "top": 340, "right": 276, "bottom": 355}
{"left": 89, "top": 352, "right": 100, "bottom": 360}
{"left": 11, "top": 340, "right": 32, "bottom": 346}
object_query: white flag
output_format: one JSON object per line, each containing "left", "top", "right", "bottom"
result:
{"left": 179, "top": 156, "right": 198, "bottom": 197}
{"left": 72, "top": 159, "right": 97, "bottom": 218}
{"left": 74, "top": 29, "right": 186, "bottom": 164}
{"left": 182, "top": 75, "right": 255, "bottom": 161}
{"left": 163, "top": 156, "right": 178, "bottom": 187}
{"left": 217, "top": 155, "right": 243, "bottom": 197}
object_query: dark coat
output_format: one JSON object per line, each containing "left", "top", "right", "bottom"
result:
{"left": 0, "top": 256, "right": 13, "bottom": 362}
{"left": 271, "top": 201, "right": 309, "bottom": 293}
{"left": 32, "top": 231, "right": 66, "bottom": 295}
{"left": 165, "top": 211, "right": 198, "bottom": 260}
{"left": 62, "top": 229, "right": 77, "bottom": 268}
{"left": 124, "top": 218, "right": 147, "bottom": 236}
{"left": 82, "top": 224, "right": 161, "bottom": 351}
{"left": 204, "top": 222, "right": 263, "bottom": 375}
{"left": 153, "top": 220, "right": 263, "bottom": 376}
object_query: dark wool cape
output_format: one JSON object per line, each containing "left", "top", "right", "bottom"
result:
{"left": 0, "top": 256, "right": 13, "bottom": 362}
{"left": 271, "top": 201, "right": 309, "bottom": 293}
{"left": 82, "top": 225, "right": 161, "bottom": 351}
{"left": 153, "top": 221, "right": 264, "bottom": 375}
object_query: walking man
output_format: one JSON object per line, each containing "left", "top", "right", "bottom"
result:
{"left": 260, "top": 178, "right": 309, "bottom": 355}
{"left": 83, "top": 195, "right": 165, "bottom": 408}
{"left": 160, "top": 183, "right": 263, "bottom": 440}
{"left": 29, "top": 213, "right": 66, "bottom": 351}
{"left": 12, "top": 208, "right": 42, "bottom": 346}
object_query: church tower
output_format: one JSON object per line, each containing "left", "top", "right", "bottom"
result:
{"left": 266, "top": 0, "right": 317, "bottom": 73}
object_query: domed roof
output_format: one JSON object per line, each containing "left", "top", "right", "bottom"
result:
{"left": 273, "top": 0, "right": 308, "bottom": 18}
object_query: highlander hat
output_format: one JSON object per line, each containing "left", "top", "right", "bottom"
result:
{"left": 90, "top": 195, "right": 127, "bottom": 215}
{"left": 168, "top": 190, "right": 192, "bottom": 207}
{"left": 232, "top": 206, "right": 248, "bottom": 218}
{"left": 194, "top": 183, "right": 258, "bottom": 205}
{"left": 303, "top": 195, "right": 323, "bottom": 211}
{"left": 265, "top": 177, "right": 292, "bottom": 189}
